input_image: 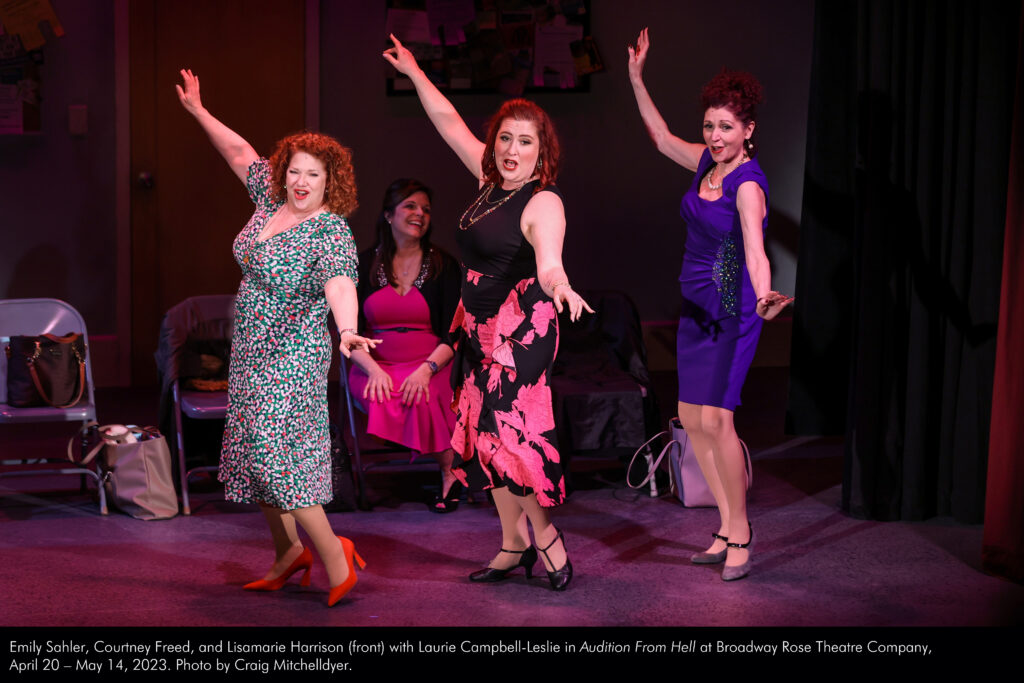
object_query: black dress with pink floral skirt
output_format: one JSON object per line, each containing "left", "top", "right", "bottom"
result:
{"left": 449, "top": 181, "right": 565, "bottom": 508}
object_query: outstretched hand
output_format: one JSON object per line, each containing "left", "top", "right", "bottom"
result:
{"left": 552, "top": 284, "right": 595, "bottom": 323}
{"left": 627, "top": 28, "right": 650, "bottom": 82}
{"left": 755, "top": 291, "right": 795, "bottom": 321}
{"left": 175, "top": 69, "right": 204, "bottom": 115}
{"left": 339, "top": 332, "right": 382, "bottom": 359}
{"left": 382, "top": 34, "right": 420, "bottom": 76}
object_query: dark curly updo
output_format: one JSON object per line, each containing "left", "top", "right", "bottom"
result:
{"left": 700, "top": 69, "right": 764, "bottom": 156}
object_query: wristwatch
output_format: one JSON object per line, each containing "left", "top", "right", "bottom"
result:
{"left": 425, "top": 360, "right": 439, "bottom": 374}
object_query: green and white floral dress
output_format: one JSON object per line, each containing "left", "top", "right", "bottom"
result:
{"left": 219, "top": 159, "right": 358, "bottom": 510}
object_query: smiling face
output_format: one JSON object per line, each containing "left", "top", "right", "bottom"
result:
{"left": 703, "top": 106, "right": 755, "bottom": 166}
{"left": 494, "top": 118, "right": 540, "bottom": 189}
{"left": 386, "top": 191, "right": 431, "bottom": 245}
{"left": 285, "top": 151, "right": 327, "bottom": 214}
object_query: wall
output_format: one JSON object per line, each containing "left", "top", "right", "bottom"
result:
{"left": 319, "top": 0, "right": 814, "bottom": 323}
{"left": 0, "top": 0, "right": 117, "bottom": 332}
{"left": 0, "top": 1, "right": 814, "bottom": 385}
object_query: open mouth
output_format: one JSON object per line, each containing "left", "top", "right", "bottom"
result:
{"left": 502, "top": 159, "right": 518, "bottom": 171}
{"left": 294, "top": 189, "right": 309, "bottom": 199}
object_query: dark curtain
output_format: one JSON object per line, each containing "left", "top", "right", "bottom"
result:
{"left": 788, "top": 0, "right": 1020, "bottom": 522}
{"left": 983, "top": 10, "right": 1024, "bottom": 582}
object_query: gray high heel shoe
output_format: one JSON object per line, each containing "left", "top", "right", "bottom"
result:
{"left": 721, "top": 523, "right": 753, "bottom": 581}
{"left": 691, "top": 532, "right": 729, "bottom": 564}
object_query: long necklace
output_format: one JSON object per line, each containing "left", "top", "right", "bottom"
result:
{"left": 459, "top": 182, "right": 528, "bottom": 230}
{"left": 706, "top": 155, "right": 749, "bottom": 191}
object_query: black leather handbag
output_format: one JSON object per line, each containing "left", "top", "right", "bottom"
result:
{"left": 5, "top": 333, "right": 87, "bottom": 408}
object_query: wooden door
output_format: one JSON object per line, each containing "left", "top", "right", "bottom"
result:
{"left": 130, "top": 0, "right": 306, "bottom": 384}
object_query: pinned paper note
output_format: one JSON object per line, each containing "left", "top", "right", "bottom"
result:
{"left": 0, "top": 0, "right": 63, "bottom": 50}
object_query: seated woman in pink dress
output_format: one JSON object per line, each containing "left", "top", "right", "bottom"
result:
{"left": 347, "top": 179, "right": 463, "bottom": 512}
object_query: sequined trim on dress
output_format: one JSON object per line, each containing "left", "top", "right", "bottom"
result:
{"left": 712, "top": 235, "right": 739, "bottom": 317}
{"left": 375, "top": 247, "right": 433, "bottom": 289}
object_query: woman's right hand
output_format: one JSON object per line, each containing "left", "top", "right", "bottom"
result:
{"left": 382, "top": 34, "right": 421, "bottom": 77}
{"left": 627, "top": 28, "right": 650, "bottom": 83}
{"left": 363, "top": 366, "right": 394, "bottom": 404}
{"left": 175, "top": 69, "right": 204, "bottom": 116}
{"left": 756, "top": 291, "right": 795, "bottom": 321}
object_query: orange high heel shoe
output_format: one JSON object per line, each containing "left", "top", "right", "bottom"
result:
{"left": 327, "top": 536, "right": 366, "bottom": 607}
{"left": 243, "top": 547, "right": 313, "bottom": 591}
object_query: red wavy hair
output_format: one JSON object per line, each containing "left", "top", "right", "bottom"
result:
{"left": 268, "top": 131, "right": 358, "bottom": 216}
{"left": 480, "top": 99, "right": 560, "bottom": 191}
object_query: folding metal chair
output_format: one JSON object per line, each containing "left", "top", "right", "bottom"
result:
{"left": 155, "top": 295, "right": 234, "bottom": 515}
{"left": 0, "top": 298, "right": 107, "bottom": 514}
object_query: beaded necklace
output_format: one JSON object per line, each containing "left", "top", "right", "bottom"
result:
{"left": 706, "top": 155, "right": 750, "bottom": 191}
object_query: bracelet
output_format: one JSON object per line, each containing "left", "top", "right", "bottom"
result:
{"left": 339, "top": 328, "right": 357, "bottom": 337}
{"left": 550, "top": 280, "right": 571, "bottom": 292}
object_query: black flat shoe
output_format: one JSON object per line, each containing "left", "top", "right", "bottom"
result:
{"left": 537, "top": 528, "right": 573, "bottom": 591}
{"left": 429, "top": 480, "right": 462, "bottom": 514}
{"left": 469, "top": 546, "right": 537, "bottom": 582}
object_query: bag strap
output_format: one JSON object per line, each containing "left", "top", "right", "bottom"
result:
{"left": 627, "top": 429, "right": 680, "bottom": 489}
{"left": 27, "top": 340, "right": 86, "bottom": 409}
{"left": 66, "top": 420, "right": 102, "bottom": 464}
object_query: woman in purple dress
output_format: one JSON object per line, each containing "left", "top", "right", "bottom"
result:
{"left": 384, "top": 35, "right": 592, "bottom": 591}
{"left": 347, "top": 179, "right": 463, "bottom": 512}
{"left": 628, "top": 29, "right": 793, "bottom": 581}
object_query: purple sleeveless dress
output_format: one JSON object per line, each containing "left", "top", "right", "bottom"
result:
{"left": 677, "top": 148, "right": 769, "bottom": 410}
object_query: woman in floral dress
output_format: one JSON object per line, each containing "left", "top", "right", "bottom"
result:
{"left": 176, "top": 69, "right": 378, "bottom": 606}
{"left": 384, "top": 37, "right": 592, "bottom": 591}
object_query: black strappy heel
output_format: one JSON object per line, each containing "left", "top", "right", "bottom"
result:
{"left": 469, "top": 546, "right": 537, "bottom": 582}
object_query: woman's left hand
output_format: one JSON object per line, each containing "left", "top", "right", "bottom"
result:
{"left": 755, "top": 291, "right": 795, "bottom": 320}
{"left": 339, "top": 331, "right": 381, "bottom": 358}
{"left": 398, "top": 363, "right": 432, "bottom": 405}
{"left": 552, "top": 284, "right": 595, "bottom": 322}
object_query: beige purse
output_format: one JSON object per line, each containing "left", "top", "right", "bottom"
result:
{"left": 69, "top": 422, "right": 179, "bottom": 520}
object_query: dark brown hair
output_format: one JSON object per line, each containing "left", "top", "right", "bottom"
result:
{"left": 370, "top": 178, "right": 443, "bottom": 286}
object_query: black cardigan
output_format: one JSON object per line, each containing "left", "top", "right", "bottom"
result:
{"left": 356, "top": 246, "right": 462, "bottom": 348}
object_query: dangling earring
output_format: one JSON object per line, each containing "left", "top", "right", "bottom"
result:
{"left": 746, "top": 139, "right": 754, "bottom": 152}
{"left": 537, "top": 158, "right": 543, "bottom": 170}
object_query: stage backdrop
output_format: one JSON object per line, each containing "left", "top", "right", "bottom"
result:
{"left": 788, "top": 0, "right": 1021, "bottom": 523}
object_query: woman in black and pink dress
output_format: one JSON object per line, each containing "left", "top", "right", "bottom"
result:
{"left": 384, "top": 35, "right": 592, "bottom": 591}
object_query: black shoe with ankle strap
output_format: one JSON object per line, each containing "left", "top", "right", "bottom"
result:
{"left": 537, "top": 528, "right": 573, "bottom": 591}
{"left": 469, "top": 546, "right": 537, "bottom": 582}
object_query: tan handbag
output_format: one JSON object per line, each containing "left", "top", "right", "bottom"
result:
{"left": 69, "top": 422, "right": 179, "bottom": 520}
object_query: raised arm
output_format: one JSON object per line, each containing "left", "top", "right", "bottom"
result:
{"left": 382, "top": 35, "right": 485, "bottom": 181}
{"left": 627, "top": 29, "right": 705, "bottom": 172}
{"left": 175, "top": 69, "right": 259, "bottom": 184}
{"left": 736, "top": 182, "right": 794, "bottom": 320}
{"left": 521, "top": 192, "right": 594, "bottom": 322}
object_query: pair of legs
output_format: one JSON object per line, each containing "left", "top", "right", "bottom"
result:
{"left": 677, "top": 401, "right": 751, "bottom": 568}
{"left": 486, "top": 487, "right": 567, "bottom": 572}
{"left": 258, "top": 502, "right": 348, "bottom": 587}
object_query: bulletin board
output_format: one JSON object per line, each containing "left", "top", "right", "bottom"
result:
{"left": 0, "top": 0, "right": 63, "bottom": 134}
{"left": 384, "top": 0, "right": 601, "bottom": 97}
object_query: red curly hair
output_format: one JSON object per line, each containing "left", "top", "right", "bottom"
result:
{"left": 480, "top": 99, "right": 560, "bottom": 191}
{"left": 268, "top": 131, "right": 358, "bottom": 216}
{"left": 700, "top": 69, "right": 764, "bottom": 156}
